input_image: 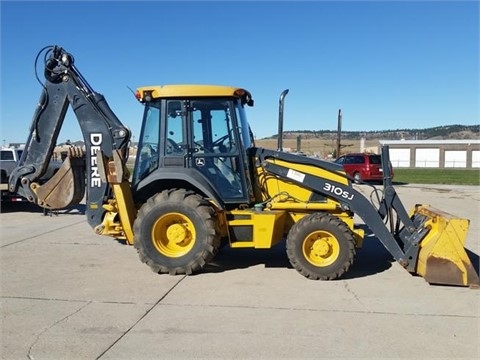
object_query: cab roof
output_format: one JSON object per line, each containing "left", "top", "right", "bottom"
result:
{"left": 136, "top": 84, "right": 251, "bottom": 100}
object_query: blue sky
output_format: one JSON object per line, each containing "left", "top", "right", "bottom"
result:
{"left": 1, "top": 1, "right": 478, "bottom": 144}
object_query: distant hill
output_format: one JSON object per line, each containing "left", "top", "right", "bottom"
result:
{"left": 261, "top": 124, "right": 480, "bottom": 141}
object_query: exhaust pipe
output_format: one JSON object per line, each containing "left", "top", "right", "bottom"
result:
{"left": 277, "top": 89, "right": 289, "bottom": 151}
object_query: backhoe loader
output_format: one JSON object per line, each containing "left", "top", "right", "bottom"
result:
{"left": 9, "top": 45, "right": 479, "bottom": 287}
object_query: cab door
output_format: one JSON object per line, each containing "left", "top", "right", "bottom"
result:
{"left": 164, "top": 100, "right": 188, "bottom": 165}
{"left": 188, "top": 99, "right": 247, "bottom": 202}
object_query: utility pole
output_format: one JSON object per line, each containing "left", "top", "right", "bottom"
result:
{"left": 296, "top": 135, "right": 301, "bottom": 153}
{"left": 336, "top": 109, "right": 342, "bottom": 158}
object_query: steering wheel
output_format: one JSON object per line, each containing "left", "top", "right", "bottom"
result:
{"left": 166, "top": 138, "right": 182, "bottom": 154}
{"left": 212, "top": 134, "right": 231, "bottom": 151}
{"left": 140, "top": 143, "right": 157, "bottom": 157}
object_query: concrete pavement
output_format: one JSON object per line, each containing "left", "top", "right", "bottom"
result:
{"left": 1, "top": 184, "right": 479, "bottom": 359}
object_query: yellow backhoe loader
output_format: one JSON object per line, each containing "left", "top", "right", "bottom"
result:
{"left": 9, "top": 45, "right": 479, "bottom": 287}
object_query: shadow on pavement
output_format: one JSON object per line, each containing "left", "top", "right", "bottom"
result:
{"left": 0, "top": 201, "right": 85, "bottom": 215}
{"left": 466, "top": 248, "right": 479, "bottom": 275}
{"left": 204, "top": 241, "right": 292, "bottom": 274}
{"left": 343, "top": 234, "right": 394, "bottom": 280}
{"left": 202, "top": 229, "right": 394, "bottom": 281}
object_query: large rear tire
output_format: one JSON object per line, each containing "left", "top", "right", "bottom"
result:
{"left": 133, "top": 189, "right": 220, "bottom": 275}
{"left": 286, "top": 213, "right": 356, "bottom": 280}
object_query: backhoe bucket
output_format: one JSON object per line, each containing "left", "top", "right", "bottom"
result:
{"left": 413, "top": 205, "right": 479, "bottom": 287}
{"left": 32, "top": 147, "right": 86, "bottom": 209}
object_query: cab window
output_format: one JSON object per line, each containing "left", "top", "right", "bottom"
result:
{"left": 133, "top": 103, "right": 161, "bottom": 184}
{"left": 190, "top": 100, "right": 237, "bottom": 154}
{"left": 190, "top": 99, "right": 244, "bottom": 200}
{"left": 165, "top": 100, "right": 185, "bottom": 156}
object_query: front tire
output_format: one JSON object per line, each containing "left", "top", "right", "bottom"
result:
{"left": 286, "top": 213, "right": 356, "bottom": 280}
{"left": 133, "top": 189, "right": 220, "bottom": 275}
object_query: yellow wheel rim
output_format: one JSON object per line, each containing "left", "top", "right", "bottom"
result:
{"left": 302, "top": 230, "right": 340, "bottom": 267}
{"left": 152, "top": 212, "right": 196, "bottom": 257}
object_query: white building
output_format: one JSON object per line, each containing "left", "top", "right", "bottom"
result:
{"left": 379, "top": 140, "right": 480, "bottom": 169}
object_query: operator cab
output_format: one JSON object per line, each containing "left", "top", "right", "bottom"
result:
{"left": 133, "top": 85, "right": 255, "bottom": 206}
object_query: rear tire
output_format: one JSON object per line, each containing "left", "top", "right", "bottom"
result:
{"left": 286, "top": 213, "right": 356, "bottom": 280}
{"left": 133, "top": 189, "right": 220, "bottom": 275}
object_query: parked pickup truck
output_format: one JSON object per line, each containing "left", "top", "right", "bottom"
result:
{"left": 1, "top": 148, "right": 27, "bottom": 202}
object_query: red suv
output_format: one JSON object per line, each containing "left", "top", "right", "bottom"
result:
{"left": 334, "top": 153, "right": 393, "bottom": 183}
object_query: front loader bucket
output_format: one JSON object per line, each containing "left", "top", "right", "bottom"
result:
{"left": 32, "top": 147, "right": 86, "bottom": 209}
{"left": 413, "top": 205, "right": 479, "bottom": 287}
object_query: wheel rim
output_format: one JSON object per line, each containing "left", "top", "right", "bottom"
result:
{"left": 302, "top": 230, "right": 340, "bottom": 267}
{"left": 152, "top": 212, "right": 196, "bottom": 257}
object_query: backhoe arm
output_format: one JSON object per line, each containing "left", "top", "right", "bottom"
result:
{"left": 9, "top": 46, "right": 131, "bottom": 228}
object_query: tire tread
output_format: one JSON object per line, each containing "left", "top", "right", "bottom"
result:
{"left": 133, "top": 188, "right": 219, "bottom": 275}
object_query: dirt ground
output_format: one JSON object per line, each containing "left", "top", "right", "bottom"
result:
{"left": 255, "top": 137, "right": 379, "bottom": 158}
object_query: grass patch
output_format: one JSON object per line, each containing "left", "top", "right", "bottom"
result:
{"left": 126, "top": 159, "right": 478, "bottom": 186}
{"left": 393, "top": 168, "right": 480, "bottom": 185}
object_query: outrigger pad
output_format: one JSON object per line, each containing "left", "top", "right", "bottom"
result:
{"left": 414, "top": 205, "right": 479, "bottom": 287}
{"left": 33, "top": 147, "right": 86, "bottom": 209}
